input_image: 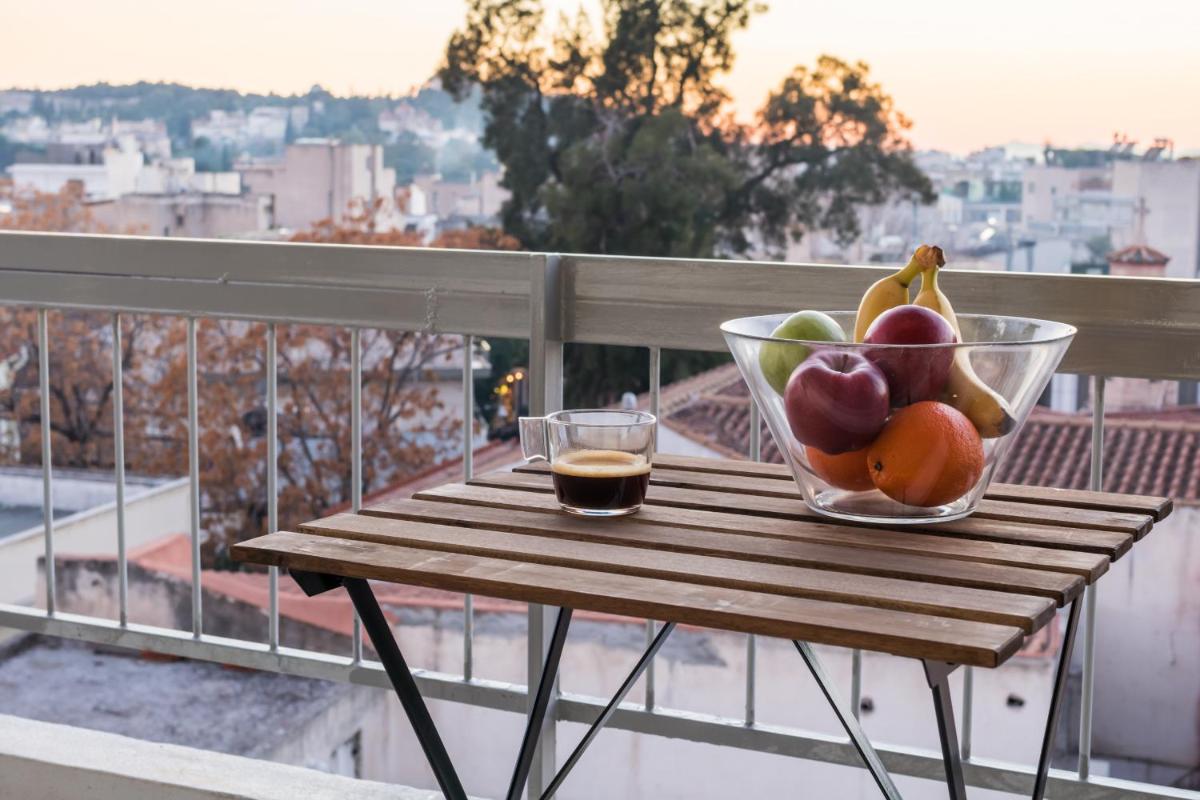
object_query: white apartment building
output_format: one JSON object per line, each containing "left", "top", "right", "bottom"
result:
{"left": 238, "top": 139, "right": 398, "bottom": 232}
{"left": 7, "top": 143, "right": 144, "bottom": 200}
{"left": 190, "top": 106, "right": 297, "bottom": 146}
{"left": 1020, "top": 164, "right": 1113, "bottom": 232}
{"left": 133, "top": 157, "right": 240, "bottom": 195}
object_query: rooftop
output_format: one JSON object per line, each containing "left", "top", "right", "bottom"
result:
{"left": 1109, "top": 243, "right": 1171, "bottom": 266}
{"left": 0, "top": 634, "right": 351, "bottom": 759}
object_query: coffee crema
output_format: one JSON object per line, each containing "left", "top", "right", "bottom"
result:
{"left": 551, "top": 450, "right": 651, "bottom": 514}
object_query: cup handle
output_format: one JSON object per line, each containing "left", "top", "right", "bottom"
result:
{"left": 518, "top": 416, "right": 549, "bottom": 462}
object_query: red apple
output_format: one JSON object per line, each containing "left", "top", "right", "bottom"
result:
{"left": 863, "top": 306, "right": 956, "bottom": 406}
{"left": 784, "top": 351, "right": 890, "bottom": 454}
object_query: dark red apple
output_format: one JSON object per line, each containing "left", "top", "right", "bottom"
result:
{"left": 863, "top": 306, "right": 956, "bottom": 406}
{"left": 784, "top": 351, "right": 890, "bottom": 454}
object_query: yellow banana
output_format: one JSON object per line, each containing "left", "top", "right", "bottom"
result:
{"left": 853, "top": 245, "right": 941, "bottom": 342}
{"left": 914, "top": 262, "right": 1016, "bottom": 438}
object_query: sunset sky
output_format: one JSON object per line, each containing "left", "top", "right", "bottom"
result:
{"left": 6, "top": 0, "right": 1199, "bottom": 154}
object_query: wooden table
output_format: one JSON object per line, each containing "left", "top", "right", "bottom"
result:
{"left": 232, "top": 455, "right": 1171, "bottom": 800}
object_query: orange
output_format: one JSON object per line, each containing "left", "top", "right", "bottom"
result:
{"left": 807, "top": 446, "right": 874, "bottom": 492}
{"left": 867, "top": 401, "right": 984, "bottom": 507}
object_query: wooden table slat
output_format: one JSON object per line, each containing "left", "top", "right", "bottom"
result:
{"left": 409, "top": 483, "right": 1109, "bottom": 581}
{"left": 478, "top": 470, "right": 1135, "bottom": 560}
{"left": 513, "top": 462, "right": 1154, "bottom": 538}
{"left": 650, "top": 453, "right": 1173, "bottom": 522}
{"left": 363, "top": 497, "right": 1083, "bottom": 606}
{"left": 301, "top": 510, "right": 1055, "bottom": 632}
{"left": 231, "top": 531, "right": 1027, "bottom": 667}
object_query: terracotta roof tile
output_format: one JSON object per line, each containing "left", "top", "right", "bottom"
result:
{"left": 1108, "top": 244, "right": 1170, "bottom": 265}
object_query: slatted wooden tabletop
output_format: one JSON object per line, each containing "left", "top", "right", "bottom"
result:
{"left": 231, "top": 455, "right": 1171, "bottom": 669}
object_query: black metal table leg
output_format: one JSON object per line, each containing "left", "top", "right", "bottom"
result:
{"left": 507, "top": 607, "right": 573, "bottom": 800}
{"left": 795, "top": 641, "right": 904, "bottom": 800}
{"left": 342, "top": 577, "right": 469, "bottom": 800}
{"left": 1032, "top": 598, "right": 1082, "bottom": 800}
{"left": 924, "top": 661, "right": 968, "bottom": 800}
{"left": 539, "top": 621, "right": 677, "bottom": 799}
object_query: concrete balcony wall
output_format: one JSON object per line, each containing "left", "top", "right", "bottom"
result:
{"left": 0, "top": 712, "right": 457, "bottom": 800}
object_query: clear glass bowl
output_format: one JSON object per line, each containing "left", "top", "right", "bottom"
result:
{"left": 722, "top": 311, "right": 1075, "bottom": 524}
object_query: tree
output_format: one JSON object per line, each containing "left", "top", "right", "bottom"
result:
{"left": 441, "top": 0, "right": 933, "bottom": 257}
{"left": 441, "top": 0, "right": 933, "bottom": 403}
{"left": 385, "top": 131, "right": 437, "bottom": 184}
{"left": 432, "top": 225, "right": 521, "bottom": 251}
{"left": 0, "top": 183, "right": 138, "bottom": 470}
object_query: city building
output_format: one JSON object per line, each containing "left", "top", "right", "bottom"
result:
{"left": 0, "top": 466, "right": 187, "bottom": 613}
{"left": 1111, "top": 159, "right": 1200, "bottom": 278}
{"left": 191, "top": 106, "right": 294, "bottom": 147}
{"left": 7, "top": 141, "right": 144, "bottom": 200}
{"left": 409, "top": 170, "right": 507, "bottom": 223}
{"left": 238, "top": 139, "right": 399, "bottom": 232}
{"left": 0, "top": 91, "right": 35, "bottom": 115}
{"left": 89, "top": 192, "right": 272, "bottom": 238}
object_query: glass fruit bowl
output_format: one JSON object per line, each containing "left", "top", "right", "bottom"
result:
{"left": 722, "top": 311, "right": 1075, "bottom": 524}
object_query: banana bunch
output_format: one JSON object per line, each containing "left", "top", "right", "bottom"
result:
{"left": 913, "top": 262, "right": 1015, "bottom": 438}
{"left": 853, "top": 245, "right": 942, "bottom": 342}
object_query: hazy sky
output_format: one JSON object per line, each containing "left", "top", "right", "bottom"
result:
{"left": 6, "top": 0, "right": 1199, "bottom": 154}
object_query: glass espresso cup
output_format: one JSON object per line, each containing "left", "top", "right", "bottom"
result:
{"left": 518, "top": 410, "right": 655, "bottom": 516}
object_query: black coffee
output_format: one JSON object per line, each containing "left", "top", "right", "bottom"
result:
{"left": 551, "top": 450, "right": 651, "bottom": 513}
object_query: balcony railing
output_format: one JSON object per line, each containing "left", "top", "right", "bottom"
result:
{"left": 1, "top": 230, "right": 1199, "bottom": 800}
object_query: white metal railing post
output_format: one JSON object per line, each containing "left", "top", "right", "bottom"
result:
{"left": 111, "top": 314, "right": 128, "bottom": 627}
{"left": 463, "top": 334, "right": 475, "bottom": 681}
{"left": 350, "top": 327, "right": 364, "bottom": 662}
{"left": 746, "top": 401, "right": 761, "bottom": 725}
{"left": 186, "top": 318, "right": 202, "bottom": 638}
{"left": 1079, "top": 375, "right": 1106, "bottom": 779}
{"left": 961, "top": 665, "right": 974, "bottom": 760}
{"left": 645, "top": 346, "right": 662, "bottom": 711}
{"left": 37, "top": 310, "right": 55, "bottom": 616}
{"left": 527, "top": 253, "right": 564, "bottom": 798}
{"left": 266, "top": 323, "right": 280, "bottom": 650}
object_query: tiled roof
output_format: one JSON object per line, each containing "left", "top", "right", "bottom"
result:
{"left": 367, "top": 438, "right": 523, "bottom": 506}
{"left": 1108, "top": 243, "right": 1170, "bottom": 265}
{"left": 658, "top": 364, "right": 1200, "bottom": 504}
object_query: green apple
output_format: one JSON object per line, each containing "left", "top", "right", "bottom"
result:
{"left": 759, "top": 310, "right": 846, "bottom": 394}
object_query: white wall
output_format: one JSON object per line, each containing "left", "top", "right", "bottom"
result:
{"left": 1088, "top": 506, "right": 1200, "bottom": 767}
{"left": 1021, "top": 165, "right": 1108, "bottom": 230}
{"left": 7, "top": 146, "right": 145, "bottom": 200}
{"left": 0, "top": 478, "right": 189, "bottom": 606}
{"left": 243, "top": 141, "right": 393, "bottom": 232}
{"left": 0, "top": 713, "right": 447, "bottom": 800}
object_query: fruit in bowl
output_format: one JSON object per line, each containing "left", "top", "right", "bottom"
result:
{"left": 867, "top": 401, "right": 984, "bottom": 507}
{"left": 720, "top": 244, "right": 1077, "bottom": 524}
{"left": 758, "top": 310, "right": 845, "bottom": 394}
{"left": 863, "top": 305, "right": 956, "bottom": 405}
{"left": 784, "top": 351, "right": 889, "bottom": 454}
{"left": 807, "top": 446, "right": 874, "bottom": 492}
